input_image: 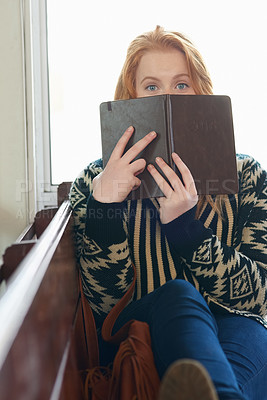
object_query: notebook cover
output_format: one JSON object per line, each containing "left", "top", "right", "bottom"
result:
{"left": 169, "top": 95, "right": 238, "bottom": 195}
{"left": 100, "top": 96, "right": 169, "bottom": 199}
{"left": 100, "top": 94, "right": 238, "bottom": 199}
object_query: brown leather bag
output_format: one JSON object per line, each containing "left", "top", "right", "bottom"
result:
{"left": 79, "top": 265, "right": 160, "bottom": 400}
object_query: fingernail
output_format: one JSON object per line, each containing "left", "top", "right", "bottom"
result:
{"left": 156, "top": 157, "right": 162, "bottom": 162}
{"left": 127, "top": 126, "right": 133, "bottom": 131}
{"left": 149, "top": 131, "right": 156, "bottom": 137}
{"left": 147, "top": 164, "right": 153, "bottom": 171}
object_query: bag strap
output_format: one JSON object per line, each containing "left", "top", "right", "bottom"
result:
{"left": 101, "top": 264, "right": 137, "bottom": 345}
{"left": 79, "top": 264, "right": 137, "bottom": 348}
{"left": 79, "top": 274, "right": 100, "bottom": 367}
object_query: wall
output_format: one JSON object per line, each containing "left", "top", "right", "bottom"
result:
{"left": 0, "top": 0, "right": 28, "bottom": 258}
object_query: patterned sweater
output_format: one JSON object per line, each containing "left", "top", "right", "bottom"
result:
{"left": 70, "top": 154, "right": 267, "bottom": 329}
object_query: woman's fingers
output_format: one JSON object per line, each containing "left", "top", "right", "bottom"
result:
{"left": 130, "top": 158, "right": 146, "bottom": 176}
{"left": 155, "top": 156, "right": 185, "bottom": 194}
{"left": 123, "top": 130, "right": 157, "bottom": 163}
{"left": 148, "top": 154, "right": 198, "bottom": 224}
{"left": 109, "top": 126, "right": 157, "bottom": 163}
{"left": 172, "top": 152, "right": 197, "bottom": 196}
{"left": 147, "top": 163, "right": 173, "bottom": 198}
{"left": 95, "top": 126, "right": 157, "bottom": 203}
{"left": 148, "top": 154, "right": 198, "bottom": 198}
{"left": 132, "top": 176, "right": 142, "bottom": 190}
{"left": 108, "top": 126, "right": 135, "bottom": 161}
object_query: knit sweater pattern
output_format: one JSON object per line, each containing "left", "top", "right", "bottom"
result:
{"left": 69, "top": 154, "right": 267, "bottom": 329}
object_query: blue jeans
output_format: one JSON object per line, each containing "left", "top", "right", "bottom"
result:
{"left": 100, "top": 279, "right": 267, "bottom": 400}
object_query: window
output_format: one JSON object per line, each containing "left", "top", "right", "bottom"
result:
{"left": 43, "top": 1, "right": 267, "bottom": 191}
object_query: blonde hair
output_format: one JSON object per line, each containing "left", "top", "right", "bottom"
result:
{"left": 115, "top": 25, "right": 225, "bottom": 219}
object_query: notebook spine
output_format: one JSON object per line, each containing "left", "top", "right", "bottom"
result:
{"left": 166, "top": 95, "right": 175, "bottom": 168}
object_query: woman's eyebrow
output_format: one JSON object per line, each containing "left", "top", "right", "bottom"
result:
{"left": 140, "top": 76, "right": 161, "bottom": 85}
{"left": 140, "top": 73, "right": 190, "bottom": 85}
{"left": 171, "top": 73, "right": 190, "bottom": 81}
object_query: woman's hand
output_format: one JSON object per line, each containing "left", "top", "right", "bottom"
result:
{"left": 93, "top": 126, "right": 157, "bottom": 203}
{"left": 147, "top": 153, "right": 198, "bottom": 224}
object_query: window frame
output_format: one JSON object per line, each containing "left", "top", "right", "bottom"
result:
{"left": 25, "top": 0, "right": 57, "bottom": 220}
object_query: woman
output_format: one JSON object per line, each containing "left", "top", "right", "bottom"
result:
{"left": 70, "top": 26, "right": 267, "bottom": 400}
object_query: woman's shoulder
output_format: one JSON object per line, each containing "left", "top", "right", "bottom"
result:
{"left": 236, "top": 153, "right": 264, "bottom": 170}
{"left": 236, "top": 153, "right": 266, "bottom": 195}
{"left": 69, "top": 159, "right": 103, "bottom": 209}
{"left": 77, "top": 158, "right": 103, "bottom": 179}
{"left": 73, "top": 158, "right": 103, "bottom": 186}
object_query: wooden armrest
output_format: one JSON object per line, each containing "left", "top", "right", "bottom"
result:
{"left": 0, "top": 201, "right": 85, "bottom": 400}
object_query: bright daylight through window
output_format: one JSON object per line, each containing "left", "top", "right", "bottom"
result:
{"left": 46, "top": 0, "right": 267, "bottom": 185}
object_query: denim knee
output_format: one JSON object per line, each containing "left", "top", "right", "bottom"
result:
{"left": 149, "top": 278, "right": 217, "bottom": 335}
{"left": 154, "top": 278, "right": 208, "bottom": 308}
{"left": 156, "top": 278, "right": 195, "bottom": 296}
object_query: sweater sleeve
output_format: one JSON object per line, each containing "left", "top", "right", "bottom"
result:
{"left": 69, "top": 160, "right": 134, "bottom": 328}
{"left": 162, "top": 156, "right": 267, "bottom": 320}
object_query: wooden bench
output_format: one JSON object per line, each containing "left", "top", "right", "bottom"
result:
{"left": 0, "top": 183, "right": 90, "bottom": 400}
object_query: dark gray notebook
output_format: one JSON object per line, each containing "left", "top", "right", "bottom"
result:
{"left": 100, "top": 95, "right": 238, "bottom": 199}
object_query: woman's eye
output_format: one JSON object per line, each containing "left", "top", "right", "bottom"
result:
{"left": 146, "top": 85, "right": 158, "bottom": 91}
{"left": 176, "top": 83, "right": 189, "bottom": 90}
